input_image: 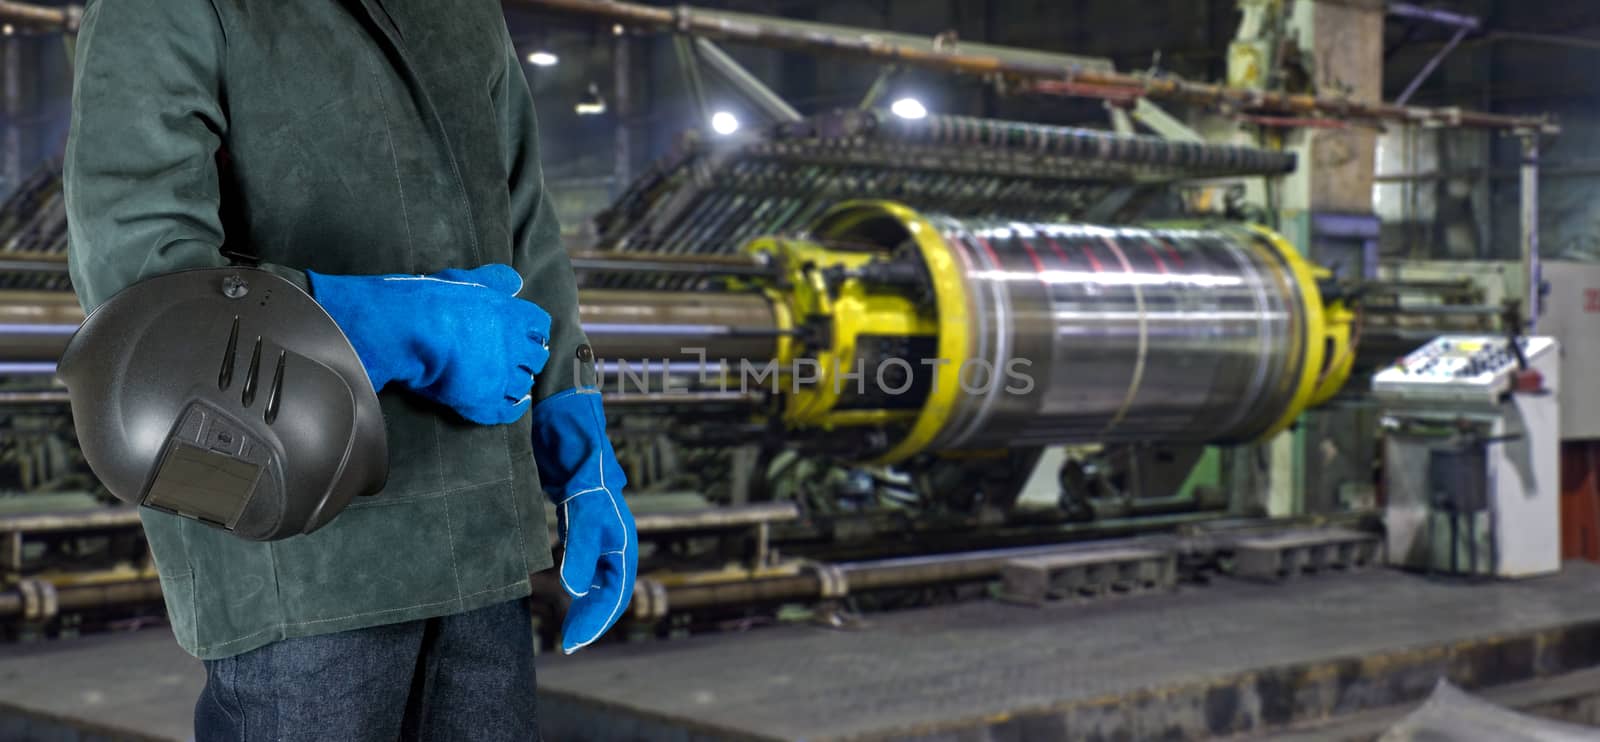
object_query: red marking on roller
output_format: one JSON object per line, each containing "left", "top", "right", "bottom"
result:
{"left": 1017, "top": 235, "right": 1048, "bottom": 274}
{"left": 1139, "top": 240, "right": 1170, "bottom": 275}
{"left": 1042, "top": 235, "right": 1073, "bottom": 268}
{"left": 1155, "top": 236, "right": 1185, "bottom": 268}
{"left": 968, "top": 232, "right": 1006, "bottom": 274}
{"left": 1077, "top": 242, "right": 1105, "bottom": 272}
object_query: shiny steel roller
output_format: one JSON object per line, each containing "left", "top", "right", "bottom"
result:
{"left": 795, "top": 202, "right": 1347, "bottom": 461}
{"left": 927, "top": 219, "right": 1308, "bottom": 448}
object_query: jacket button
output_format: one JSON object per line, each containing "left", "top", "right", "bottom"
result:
{"left": 576, "top": 344, "right": 594, "bottom": 362}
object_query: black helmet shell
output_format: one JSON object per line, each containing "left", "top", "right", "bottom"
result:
{"left": 57, "top": 267, "right": 388, "bottom": 540}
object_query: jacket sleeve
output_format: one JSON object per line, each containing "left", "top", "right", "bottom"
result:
{"left": 494, "top": 35, "right": 597, "bottom": 401}
{"left": 63, "top": 0, "right": 306, "bottom": 314}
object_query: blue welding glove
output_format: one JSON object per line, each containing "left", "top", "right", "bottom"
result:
{"left": 531, "top": 388, "right": 637, "bottom": 654}
{"left": 307, "top": 264, "right": 551, "bottom": 425}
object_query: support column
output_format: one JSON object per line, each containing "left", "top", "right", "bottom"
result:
{"left": 1236, "top": 0, "right": 1384, "bottom": 519}
{"left": 1281, "top": 0, "right": 1385, "bottom": 219}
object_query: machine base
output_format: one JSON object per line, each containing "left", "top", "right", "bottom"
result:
{"left": 6, "top": 566, "right": 1600, "bottom": 740}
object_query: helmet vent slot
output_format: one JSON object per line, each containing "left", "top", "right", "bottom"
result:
{"left": 264, "top": 351, "right": 286, "bottom": 425}
{"left": 219, "top": 316, "right": 241, "bottom": 390}
{"left": 242, "top": 337, "right": 263, "bottom": 407}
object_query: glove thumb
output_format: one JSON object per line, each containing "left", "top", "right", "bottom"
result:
{"left": 438, "top": 264, "right": 524, "bottom": 296}
{"left": 558, "top": 524, "right": 600, "bottom": 599}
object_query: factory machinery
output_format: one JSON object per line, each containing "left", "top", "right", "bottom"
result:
{"left": 0, "top": 110, "right": 1507, "bottom": 646}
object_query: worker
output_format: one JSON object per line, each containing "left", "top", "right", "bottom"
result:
{"left": 62, "top": 0, "right": 636, "bottom": 738}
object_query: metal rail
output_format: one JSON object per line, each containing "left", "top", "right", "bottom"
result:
{"left": 0, "top": 502, "right": 795, "bottom": 536}
{"left": 0, "top": 1, "right": 77, "bottom": 30}
{"left": 633, "top": 502, "right": 797, "bottom": 534}
{"left": 0, "top": 578, "right": 161, "bottom": 620}
{"left": 0, "top": 250, "right": 68, "bottom": 274}
{"left": 514, "top": 0, "right": 1558, "bottom": 135}
{"left": 0, "top": 507, "right": 140, "bottom": 533}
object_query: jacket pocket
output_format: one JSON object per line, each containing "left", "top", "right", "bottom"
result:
{"left": 157, "top": 568, "right": 199, "bottom": 651}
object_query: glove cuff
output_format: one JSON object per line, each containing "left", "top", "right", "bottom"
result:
{"left": 530, "top": 388, "right": 626, "bottom": 503}
{"left": 306, "top": 271, "right": 399, "bottom": 391}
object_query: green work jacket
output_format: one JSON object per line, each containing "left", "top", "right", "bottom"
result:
{"left": 64, "top": 0, "right": 592, "bottom": 659}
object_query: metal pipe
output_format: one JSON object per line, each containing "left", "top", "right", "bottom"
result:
{"left": 0, "top": 502, "right": 801, "bottom": 538}
{"left": 1378, "top": 161, "right": 1600, "bottom": 182}
{"left": 1388, "top": 2, "right": 1481, "bottom": 30}
{"left": 1522, "top": 135, "right": 1542, "bottom": 331}
{"left": 693, "top": 38, "right": 802, "bottom": 124}
{"left": 0, "top": 289, "right": 77, "bottom": 304}
{"left": 0, "top": 249, "right": 68, "bottom": 273}
{"left": 1395, "top": 25, "right": 1471, "bottom": 106}
{"left": 579, "top": 288, "right": 779, "bottom": 365}
{"left": 0, "top": 578, "right": 163, "bottom": 620}
{"left": 0, "top": 507, "right": 141, "bottom": 534}
{"left": 599, "top": 390, "right": 764, "bottom": 408}
{"left": 519, "top": 0, "right": 1112, "bottom": 75}
{"left": 653, "top": 537, "right": 1179, "bottom": 611}
{"left": 0, "top": 1, "right": 78, "bottom": 30}
{"left": 635, "top": 502, "right": 798, "bottom": 534}
{"left": 1361, "top": 304, "right": 1502, "bottom": 316}
{"left": 1, "top": 288, "right": 780, "bottom": 368}
{"left": 0, "top": 291, "right": 82, "bottom": 364}
{"left": 656, "top": 573, "right": 820, "bottom": 611}
{"left": 513, "top": 0, "right": 1557, "bottom": 134}
{"left": 0, "top": 389, "right": 68, "bottom": 404}
{"left": 569, "top": 251, "right": 776, "bottom": 278}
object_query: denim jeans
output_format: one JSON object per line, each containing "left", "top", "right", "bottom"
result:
{"left": 193, "top": 598, "right": 537, "bottom": 741}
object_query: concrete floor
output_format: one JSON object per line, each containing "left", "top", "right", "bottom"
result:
{"left": 0, "top": 629, "right": 199, "bottom": 742}
{"left": 6, "top": 565, "right": 1600, "bottom": 740}
{"left": 537, "top": 564, "right": 1600, "bottom": 740}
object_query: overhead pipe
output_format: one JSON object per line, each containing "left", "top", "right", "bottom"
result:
{"left": 10, "top": 0, "right": 1553, "bottom": 132}
{"left": 513, "top": 0, "right": 1557, "bottom": 135}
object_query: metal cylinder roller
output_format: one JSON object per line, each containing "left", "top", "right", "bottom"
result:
{"left": 922, "top": 218, "right": 1313, "bottom": 448}
{"left": 770, "top": 201, "right": 1351, "bottom": 462}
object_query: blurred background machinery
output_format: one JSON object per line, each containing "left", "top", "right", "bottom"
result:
{"left": 0, "top": 0, "right": 1587, "bottom": 658}
{"left": 13, "top": 0, "right": 1600, "bottom": 738}
{"left": 0, "top": 103, "right": 1533, "bottom": 645}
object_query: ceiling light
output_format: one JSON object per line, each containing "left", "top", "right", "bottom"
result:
{"left": 576, "top": 83, "right": 607, "bottom": 116}
{"left": 891, "top": 97, "right": 928, "bottom": 120}
{"left": 711, "top": 111, "right": 740, "bottom": 136}
{"left": 526, "top": 51, "right": 559, "bottom": 67}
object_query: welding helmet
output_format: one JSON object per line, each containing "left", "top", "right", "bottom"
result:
{"left": 56, "top": 267, "right": 387, "bottom": 541}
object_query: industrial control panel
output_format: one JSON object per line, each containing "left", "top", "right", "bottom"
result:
{"left": 1376, "top": 334, "right": 1562, "bottom": 579}
{"left": 1372, "top": 335, "right": 1557, "bottom": 407}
